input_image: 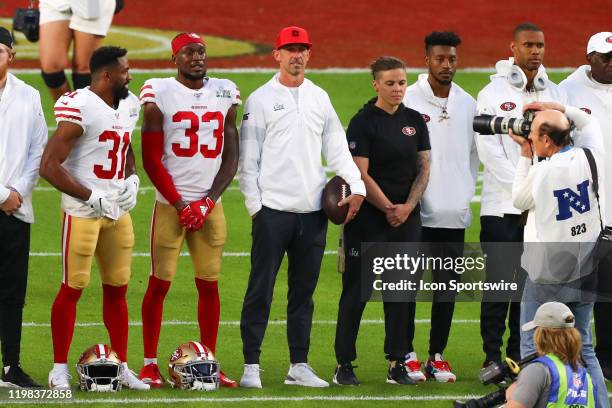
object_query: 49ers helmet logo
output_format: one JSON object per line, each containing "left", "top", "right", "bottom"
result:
{"left": 421, "top": 114, "right": 431, "bottom": 123}
{"left": 402, "top": 126, "right": 416, "bottom": 136}
{"left": 580, "top": 107, "right": 592, "bottom": 115}
{"left": 170, "top": 348, "right": 183, "bottom": 362}
{"left": 500, "top": 102, "right": 516, "bottom": 111}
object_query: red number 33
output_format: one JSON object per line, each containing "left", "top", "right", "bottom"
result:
{"left": 171, "top": 111, "right": 224, "bottom": 158}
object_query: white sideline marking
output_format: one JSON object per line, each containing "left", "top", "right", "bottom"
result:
{"left": 29, "top": 251, "right": 335, "bottom": 257}
{"left": 22, "top": 319, "right": 480, "bottom": 328}
{"left": 8, "top": 394, "right": 612, "bottom": 404}
{"left": 0, "top": 395, "right": 484, "bottom": 404}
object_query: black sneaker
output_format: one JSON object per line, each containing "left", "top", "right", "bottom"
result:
{"left": 386, "top": 361, "right": 417, "bottom": 385}
{"left": 333, "top": 363, "right": 360, "bottom": 386}
{"left": 1, "top": 366, "right": 42, "bottom": 388}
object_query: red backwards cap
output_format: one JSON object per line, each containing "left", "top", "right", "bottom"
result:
{"left": 275, "top": 26, "right": 312, "bottom": 50}
{"left": 171, "top": 32, "right": 205, "bottom": 55}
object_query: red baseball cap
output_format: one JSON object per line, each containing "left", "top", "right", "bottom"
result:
{"left": 171, "top": 32, "right": 205, "bottom": 55}
{"left": 275, "top": 26, "right": 312, "bottom": 50}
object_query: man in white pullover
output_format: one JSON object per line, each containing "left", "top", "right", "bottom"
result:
{"left": 238, "top": 26, "right": 365, "bottom": 388}
{"left": 0, "top": 27, "right": 47, "bottom": 388}
{"left": 403, "top": 31, "right": 478, "bottom": 383}
{"left": 476, "top": 23, "right": 566, "bottom": 368}
{"left": 560, "top": 31, "right": 612, "bottom": 381}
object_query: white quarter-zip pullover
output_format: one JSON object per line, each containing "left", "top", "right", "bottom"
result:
{"left": 404, "top": 74, "right": 479, "bottom": 228}
{"left": 0, "top": 73, "right": 47, "bottom": 223}
{"left": 239, "top": 73, "right": 365, "bottom": 216}
{"left": 476, "top": 58, "right": 567, "bottom": 217}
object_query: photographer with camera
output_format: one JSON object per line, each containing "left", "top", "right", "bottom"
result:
{"left": 505, "top": 302, "right": 597, "bottom": 408}
{"left": 475, "top": 23, "right": 566, "bottom": 369}
{"left": 510, "top": 101, "right": 609, "bottom": 408}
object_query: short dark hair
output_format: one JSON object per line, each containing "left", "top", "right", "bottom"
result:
{"left": 425, "top": 31, "right": 461, "bottom": 53}
{"left": 90, "top": 46, "right": 128, "bottom": 74}
{"left": 538, "top": 121, "right": 573, "bottom": 147}
{"left": 370, "top": 56, "right": 405, "bottom": 79}
{"left": 513, "top": 23, "right": 543, "bottom": 39}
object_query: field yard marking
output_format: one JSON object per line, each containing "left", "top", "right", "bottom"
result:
{"left": 29, "top": 251, "right": 333, "bottom": 257}
{"left": 0, "top": 395, "right": 488, "bottom": 404}
{"left": 4, "top": 395, "right": 609, "bottom": 404}
{"left": 22, "top": 319, "right": 480, "bottom": 328}
{"left": 32, "top": 187, "right": 482, "bottom": 202}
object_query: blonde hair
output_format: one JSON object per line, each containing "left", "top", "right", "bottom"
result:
{"left": 534, "top": 326, "right": 582, "bottom": 370}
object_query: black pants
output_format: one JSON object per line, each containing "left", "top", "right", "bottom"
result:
{"left": 479, "top": 215, "right": 525, "bottom": 363}
{"left": 335, "top": 203, "right": 421, "bottom": 363}
{"left": 412, "top": 227, "right": 465, "bottom": 357}
{"left": 0, "top": 213, "right": 30, "bottom": 367}
{"left": 240, "top": 207, "right": 327, "bottom": 364}
{"left": 594, "top": 255, "right": 612, "bottom": 367}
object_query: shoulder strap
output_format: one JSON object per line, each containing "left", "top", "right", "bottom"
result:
{"left": 583, "top": 148, "right": 604, "bottom": 231}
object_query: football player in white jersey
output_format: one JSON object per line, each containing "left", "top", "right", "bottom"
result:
{"left": 138, "top": 33, "right": 240, "bottom": 388}
{"left": 39, "top": 46, "right": 149, "bottom": 391}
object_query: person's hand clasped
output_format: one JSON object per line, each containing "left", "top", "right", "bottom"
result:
{"left": 385, "top": 203, "right": 412, "bottom": 227}
{"left": 338, "top": 194, "right": 364, "bottom": 224}
{"left": 0, "top": 189, "right": 23, "bottom": 215}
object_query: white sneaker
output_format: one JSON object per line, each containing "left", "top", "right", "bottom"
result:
{"left": 121, "top": 368, "right": 150, "bottom": 391}
{"left": 284, "top": 363, "right": 329, "bottom": 387}
{"left": 405, "top": 352, "right": 426, "bottom": 382}
{"left": 240, "top": 364, "right": 262, "bottom": 388}
{"left": 48, "top": 366, "right": 71, "bottom": 389}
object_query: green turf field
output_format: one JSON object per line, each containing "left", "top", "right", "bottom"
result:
{"left": 7, "top": 70, "right": 609, "bottom": 407}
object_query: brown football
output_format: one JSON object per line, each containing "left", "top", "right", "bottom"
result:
{"left": 321, "top": 176, "right": 351, "bottom": 225}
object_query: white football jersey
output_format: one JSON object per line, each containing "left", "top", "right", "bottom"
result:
{"left": 140, "top": 78, "right": 240, "bottom": 204}
{"left": 53, "top": 88, "right": 140, "bottom": 219}
{"left": 139, "top": 77, "right": 240, "bottom": 204}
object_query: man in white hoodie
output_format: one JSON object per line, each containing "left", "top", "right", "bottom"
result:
{"left": 403, "top": 31, "right": 478, "bottom": 383}
{"left": 476, "top": 23, "right": 566, "bottom": 367}
{"left": 0, "top": 27, "right": 47, "bottom": 388}
{"left": 560, "top": 31, "right": 612, "bottom": 381}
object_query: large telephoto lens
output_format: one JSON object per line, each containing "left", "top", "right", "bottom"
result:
{"left": 473, "top": 115, "right": 529, "bottom": 137}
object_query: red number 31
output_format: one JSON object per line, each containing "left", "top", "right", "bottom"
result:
{"left": 94, "top": 131, "right": 130, "bottom": 179}
{"left": 171, "top": 111, "right": 224, "bottom": 158}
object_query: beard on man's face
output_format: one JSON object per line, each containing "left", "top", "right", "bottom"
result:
{"left": 114, "top": 83, "right": 130, "bottom": 101}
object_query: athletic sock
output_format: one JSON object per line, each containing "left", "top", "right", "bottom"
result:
{"left": 141, "top": 276, "right": 171, "bottom": 359}
{"left": 195, "top": 278, "right": 220, "bottom": 353}
{"left": 51, "top": 284, "right": 82, "bottom": 363}
{"left": 143, "top": 358, "right": 157, "bottom": 366}
{"left": 102, "top": 284, "right": 129, "bottom": 362}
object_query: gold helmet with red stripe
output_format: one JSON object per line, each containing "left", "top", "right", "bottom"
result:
{"left": 168, "top": 341, "right": 219, "bottom": 390}
{"left": 76, "top": 344, "right": 123, "bottom": 392}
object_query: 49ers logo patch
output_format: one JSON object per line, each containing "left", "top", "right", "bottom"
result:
{"left": 170, "top": 348, "right": 183, "bottom": 362}
{"left": 402, "top": 126, "right": 416, "bottom": 136}
{"left": 607, "top": 36, "right": 612, "bottom": 43}
{"left": 580, "top": 107, "right": 592, "bottom": 115}
{"left": 500, "top": 102, "right": 516, "bottom": 111}
{"left": 421, "top": 114, "right": 431, "bottom": 123}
